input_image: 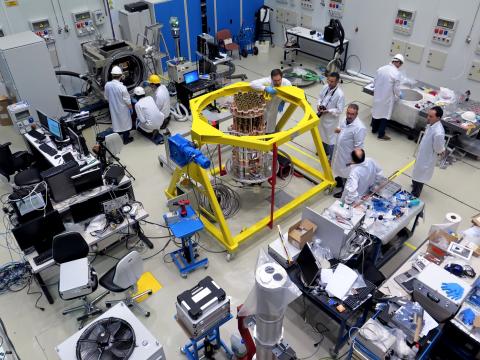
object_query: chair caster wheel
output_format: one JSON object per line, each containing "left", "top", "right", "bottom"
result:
{"left": 146, "top": 312, "right": 151, "bottom": 317}
{"left": 106, "top": 303, "right": 112, "bottom": 308}
{"left": 148, "top": 290, "right": 153, "bottom": 295}
{"left": 181, "top": 273, "right": 187, "bottom": 278}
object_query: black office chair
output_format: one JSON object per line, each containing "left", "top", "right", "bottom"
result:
{"left": 100, "top": 251, "right": 152, "bottom": 317}
{"left": 52, "top": 231, "right": 108, "bottom": 328}
{"left": 0, "top": 142, "right": 41, "bottom": 186}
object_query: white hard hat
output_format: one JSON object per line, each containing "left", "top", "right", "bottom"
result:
{"left": 392, "top": 54, "right": 404, "bottom": 64}
{"left": 111, "top": 66, "right": 123, "bottom": 75}
{"left": 133, "top": 86, "right": 145, "bottom": 96}
{"left": 461, "top": 111, "right": 476, "bottom": 122}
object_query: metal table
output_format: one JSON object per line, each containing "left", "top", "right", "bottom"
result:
{"left": 288, "top": 266, "right": 372, "bottom": 356}
{"left": 286, "top": 26, "right": 349, "bottom": 70}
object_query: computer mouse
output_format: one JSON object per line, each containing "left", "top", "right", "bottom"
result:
{"left": 54, "top": 155, "right": 61, "bottom": 159}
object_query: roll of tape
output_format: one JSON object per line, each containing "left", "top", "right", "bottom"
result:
{"left": 445, "top": 212, "right": 462, "bottom": 232}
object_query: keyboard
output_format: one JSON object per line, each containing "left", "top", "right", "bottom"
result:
{"left": 33, "top": 249, "right": 53, "bottom": 266}
{"left": 343, "top": 280, "right": 376, "bottom": 310}
{"left": 39, "top": 143, "right": 58, "bottom": 156}
{"left": 28, "top": 129, "right": 46, "bottom": 141}
{"left": 40, "top": 160, "right": 78, "bottom": 178}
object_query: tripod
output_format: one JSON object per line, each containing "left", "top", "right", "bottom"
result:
{"left": 96, "top": 139, "right": 136, "bottom": 181}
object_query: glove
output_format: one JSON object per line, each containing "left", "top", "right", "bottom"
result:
{"left": 265, "top": 86, "right": 277, "bottom": 95}
{"left": 441, "top": 282, "right": 464, "bottom": 300}
{"left": 278, "top": 101, "right": 285, "bottom": 112}
{"left": 129, "top": 108, "right": 133, "bottom": 115}
{"left": 460, "top": 308, "right": 476, "bottom": 326}
{"left": 399, "top": 91, "right": 404, "bottom": 100}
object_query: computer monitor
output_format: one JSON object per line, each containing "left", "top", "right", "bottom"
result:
{"left": 12, "top": 210, "right": 65, "bottom": 254}
{"left": 67, "top": 127, "right": 88, "bottom": 156}
{"left": 47, "top": 117, "right": 63, "bottom": 140}
{"left": 71, "top": 167, "right": 103, "bottom": 193}
{"left": 184, "top": 70, "right": 199, "bottom": 84}
{"left": 40, "top": 161, "right": 80, "bottom": 202}
{"left": 37, "top": 110, "right": 49, "bottom": 130}
{"left": 207, "top": 41, "right": 220, "bottom": 60}
{"left": 296, "top": 243, "right": 320, "bottom": 286}
{"left": 59, "top": 95, "right": 80, "bottom": 113}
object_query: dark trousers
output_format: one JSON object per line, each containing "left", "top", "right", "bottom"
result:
{"left": 137, "top": 127, "right": 155, "bottom": 139}
{"left": 118, "top": 130, "right": 131, "bottom": 143}
{"left": 411, "top": 180, "right": 424, "bottom": 198}
{"left": 371, "top": 117, "right": 388, "bottom": 138}
{"left": 335, "top": 176, "right": 345, "bottom": 189}
{"left": 323, "top": 142, "right": 334, "bottom": 160}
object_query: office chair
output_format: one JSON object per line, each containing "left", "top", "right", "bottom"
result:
{"left": 53, "top": 231, "right": 109, "bottom": 328}
{"left": 0, "top": 142, "right": 42, "bottom": 187}
{"left": 280, "top": 25, "right": 301, "bottom": 69}
{"left": 217, "top": 29, "right": 241, "bottom": 59}
{"left": 99, "top": 251, "right": 153, "bottom": 317}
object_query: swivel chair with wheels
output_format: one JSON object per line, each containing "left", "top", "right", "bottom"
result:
{"left": 99, "top": 251, "right": 152, "bottom": 317}
{"left": 53, "top": 231, "right": 109, "bottom": 328}
{"left": 217, "top": 29, "right": 241, "bottom": 59}
{"left": 0, "top": 142, "right": 41, "bottom": 186}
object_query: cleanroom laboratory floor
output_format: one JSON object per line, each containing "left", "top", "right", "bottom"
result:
{"left": 0, "top": 46, "right": 479, "bottom": 359}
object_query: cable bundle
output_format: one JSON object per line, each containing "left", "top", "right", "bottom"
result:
{"left": 0, "top": 262, "right": 31, "bottom": 295}
{"left": 200, "top": 183, "right": 240, "bottom": 219}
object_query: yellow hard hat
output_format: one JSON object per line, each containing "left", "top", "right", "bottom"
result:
{"left": 148, "top": 74, "right": 161, "bottom": 84}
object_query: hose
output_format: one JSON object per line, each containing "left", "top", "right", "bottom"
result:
{"left": 170, "top": 102, "right": 189, "bottom": 122}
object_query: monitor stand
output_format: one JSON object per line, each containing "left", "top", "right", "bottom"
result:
{"left": 52, "top": 136, "right": 70, "bottom": 150}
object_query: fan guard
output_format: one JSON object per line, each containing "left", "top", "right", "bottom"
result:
{"left": 76, "top": 317, "right": 136, "bottom": 360}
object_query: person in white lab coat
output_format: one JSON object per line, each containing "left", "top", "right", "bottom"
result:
{"left": 331, "top": 103, "right": 367, "bottom": 198}
{"left": 104, "top": 66, "right": 133, "bottom": 144}
{"left": 250, "top": 69, "right": 292, "bottom": 134}
{"left": 342, "top": 148, "right": 383, "bottom": 204}
{"left": 133, "top": 86, "right": 164, "bottom": 141}
{"left": 371, "top": 54, "right": 404, "bottom": 141}
{"left": 317, "top": 72, "right": 345, "bottom": 159}
{"left": 148, "top": 74, "right": 171, "bottom": 129}
{"left": 411, "top": 106, "right": 445, "bottom": 197}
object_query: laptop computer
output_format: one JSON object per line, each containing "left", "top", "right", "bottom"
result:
{"left": 184, "top": 70, "right": 200, "bottom": 85}
{"left": 296, "top": 243, "right": 321, "bottom": 287}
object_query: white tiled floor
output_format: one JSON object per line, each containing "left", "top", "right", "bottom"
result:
{"left": 0, "top": 47, "right": 479, "bottom": 359}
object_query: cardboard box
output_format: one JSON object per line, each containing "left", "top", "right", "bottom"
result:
{"left": 427, "top": 230, "right": 458, "bottom": 260}
{"left": 0, "top": 96, "right": 12, "bottom": 126}
{"left": 472, "top": 213, "right": 480, "bottom": 227}
{"left": 288, "top": 219, "right": 317, "bottom": 249}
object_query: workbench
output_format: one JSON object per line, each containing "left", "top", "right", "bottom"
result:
{"left": 286, "top": 26, "right": 349, "bottom": 70}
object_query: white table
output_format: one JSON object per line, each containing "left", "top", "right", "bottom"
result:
{"left": 24, "top": 130, "right": 98, "bottom": 168}
{"left": 286, "top": 26, "right": 350, "bottom": 70}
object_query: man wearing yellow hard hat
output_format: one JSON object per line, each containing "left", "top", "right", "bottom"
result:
{"left": 148, "top": 74, "right": 171, "bottom": 129}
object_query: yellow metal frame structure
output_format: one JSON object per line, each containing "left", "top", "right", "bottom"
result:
{"left": 165, "top": 82, "right": 335, "bottom": 253}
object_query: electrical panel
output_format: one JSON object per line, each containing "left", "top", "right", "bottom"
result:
{"left": 72, "top": 10, "right": 95, "bottom": 37}
{"left": 29, "top": 19, "right": 53, "bottom": 40}
{"left": 301, "top": 0, "right": 314, "bottom": 11}
{"left": 300, "top": 14, "right": 312, "bottom": 28}
{"left": 432, "top": 17, "right": 458, "bottom": 46}
{"left": 468, "top": 61, "right": 480, "bottom": 82}
{"left": 426, "top": 49, "right": 448, "bottom": 70}
{"left": 394, "top": 8, "right": 416, "bottom": 35}
{"left": 405, "top": 43, "right": 424, "bottom": 64}
{"left": 284, "top": 10, "right": 298, "bottom": 26}
{"left": 92, "top": 9, "right": 106, "bottom": 26}
{"left": 389, "top": 39, "right": 406, "bottom": 56}
{"left": 328, "top": 0, "right": 344, "bottom": 19}
{"left": 276, "top": 8, "right": 285, "bottom": 23}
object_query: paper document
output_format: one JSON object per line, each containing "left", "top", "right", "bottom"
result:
{"left": 325, "top": 264, "right": 358, "bottom": 299}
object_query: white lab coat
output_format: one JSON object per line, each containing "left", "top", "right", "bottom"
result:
{"left": 135, "top": 96, "right": 164, "bottom": 133}
{"left": 250, "top": 76, "right": 292, "bottom": 133}
{"left": 412, "top": 121, "right": 445, "bottom": 184}
{"left": 155, "top": 85, "right": 171, "bottom": 118}
{"left": 317, "top": 85, "right": 345, "bottom": 145}
{"left": 371, "top": 63, "right": 401, "bottom": 120}
{"left": 343, "top": 158, "right": 383, "bottom": 204}
{"left": 332, "top": 117, "right": 367, "bottom": 178}
{"left": 104, "top": 79, "right": 132, "bottom": 132}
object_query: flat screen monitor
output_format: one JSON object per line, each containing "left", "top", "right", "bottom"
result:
{"left": 184, "top": 70, "right": 199, "bottom": 84}
{"left": 296, "top": 243, "right": 320, "bottom": 286}
{"left": 71, "top": 167, "right": 103, "bottom": 193}
{"left": 67, "top": 127, "right": 88, "bottom": 156}
{"left": 59, "top": 95, "right": 80, "bottom": 113}
{"left": 47, "top": 117, "right": 63, "bottom": 140}
{"left": 37, "top": 110, "right": 49, "bottom": 130}
{"left": 12, "top": 210, "right": 65, "bottom": 254}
